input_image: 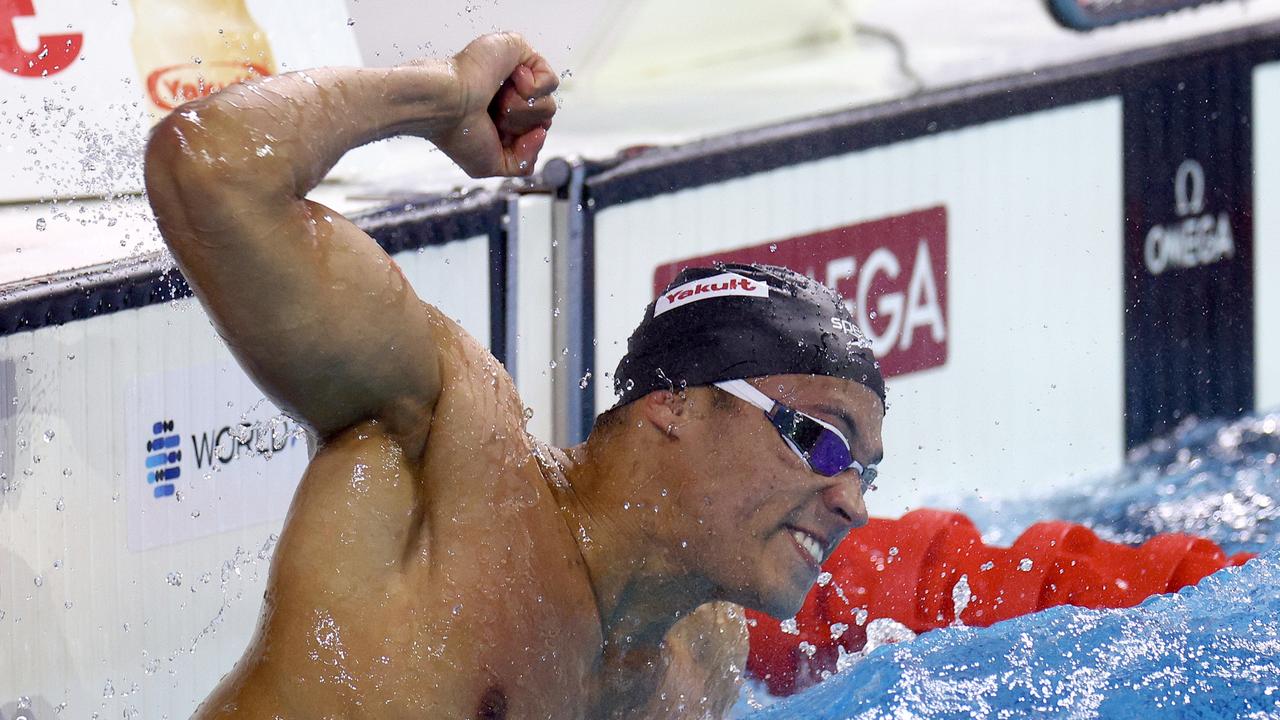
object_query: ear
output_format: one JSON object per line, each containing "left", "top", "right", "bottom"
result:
{"left": 638, "top": 389, "right": 690, "bottom": 437}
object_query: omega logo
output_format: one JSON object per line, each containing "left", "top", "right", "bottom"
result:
{"left": 1143, "top": 158, "right": 1235, "bottom": 275}
{"left": 1173, "top": 159, "right": 1206, "bottom": 217}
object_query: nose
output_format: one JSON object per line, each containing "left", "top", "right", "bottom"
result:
{"left": 822, "top": 473, "right": 869, "bottom": 529}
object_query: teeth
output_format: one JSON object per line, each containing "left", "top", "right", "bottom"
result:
{"left": 791, "top": 530, "right": 823, "bottom": 565}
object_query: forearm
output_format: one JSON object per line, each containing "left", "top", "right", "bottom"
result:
{"left": 146, "top": 63, "right": 458, "bottom": 208}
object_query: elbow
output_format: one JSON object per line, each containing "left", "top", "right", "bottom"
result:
{"left": 143, "top": 114, "right": 184, "bottom": 205}
{"left": 144, "top": 101, "right": 290, "bottom": 230}
{"left": 144, "top": 103, "right": 259, "bottom": 251}
{"left": 144, "top": 105, "right": 225, "bottom": 212}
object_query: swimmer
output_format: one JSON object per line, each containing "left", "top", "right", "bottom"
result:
{"left": 145, "top": 32, "right": 884, "bottom": 719}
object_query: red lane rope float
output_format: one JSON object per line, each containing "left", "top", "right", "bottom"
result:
{"left": 746, "top": 509, "right": 1255, "bottom": 696}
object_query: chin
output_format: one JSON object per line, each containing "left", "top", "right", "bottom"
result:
{"left": 737, "top": 581, "right": 809, "bottom": 620}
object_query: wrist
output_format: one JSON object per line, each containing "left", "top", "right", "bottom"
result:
{"left": 381, "top": 61, "right": 466, "bottom": 140}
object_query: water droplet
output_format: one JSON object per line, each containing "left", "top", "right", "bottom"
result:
{"left": 43, "top": 429, "right": 55, "bottom": 442}
{"left": 816, "top": 571, "right": 833, "bottom": 586}
{"left": 55, "top": 497, "right": 65, "bottom": 511}
{"left": 768, "top": 243, "right": 778, "bottom": 253}
{"left": 863, "top": 617, "right": 916, "bottom": 652}
{"left": 166, "top": 571, "right": 183, "bottom": 587}
{"left": 103, "top": 680, "right": 115, "bottom": 698}
{"left": 35, "top": 218, "right": 46, "bottom": 231}
{"left": 951, "top": 574, "right": 972, "bottom": 623}
{"left": 523, "top": 407, "right": 535, "bottom": 420}
{"left": 830, "top": 622, "right": 848, "bottom": 640}
{"left": 780, "top": 617, "right": 799, "bottom": 635}
{"left": 578, "top": 371, "right": 592, "bottom": 389}
{"left": 346, "top": 16, "right": 356, "bottom": 26}
{"left": 979, "top": 560, "right": 995, "bottom": 572}
{"left": 1018, "top": 558, "right": 1034, "bottom": 572}
{"left": 33, "top": 574, "right": 44, "bottom": 587}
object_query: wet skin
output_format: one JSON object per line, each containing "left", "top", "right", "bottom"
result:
{"left": 144, "top": 31, "right": 882, "bottom": 719}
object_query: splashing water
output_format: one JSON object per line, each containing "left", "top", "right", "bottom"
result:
{"left": 861, "top": 618, "right": 917, "bottom": 654}
{"left": 958, "top": 410, "right": 1280, "bottom": 555}
{"left": 736, "top": 409, "right": 1280, "bottom": 718}
{"left": 950, "top": 574, "right": 971, "bottom": 624}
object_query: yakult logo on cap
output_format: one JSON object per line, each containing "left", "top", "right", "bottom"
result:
{"left": 653, "top": 272, "right": 770, "bottom": 317}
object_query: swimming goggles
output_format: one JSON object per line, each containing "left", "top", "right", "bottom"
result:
{"left": 714, "top": 379, "right": 877, "bottom": 491}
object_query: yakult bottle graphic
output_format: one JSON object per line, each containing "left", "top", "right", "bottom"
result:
{"left": 130, "top": 0, "right": 276, "bottom": 122}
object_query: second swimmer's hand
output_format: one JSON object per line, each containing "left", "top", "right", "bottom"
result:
{"left": 430, "top": 32, "right": 558, "bottom": 177}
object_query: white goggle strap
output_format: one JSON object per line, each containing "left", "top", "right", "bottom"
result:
{"left": 712, "top": 380, "right": 809, "bottom": 463}
{"left": 713, "top": 379, "right": 780, "bottom": 415}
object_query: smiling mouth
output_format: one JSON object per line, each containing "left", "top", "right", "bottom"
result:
{"left": 787, "top": 527, "right": 824, "bottom": 569}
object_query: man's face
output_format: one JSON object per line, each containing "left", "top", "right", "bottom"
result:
{"left": 663, "top": 374, "right": 885, "bottom": 619}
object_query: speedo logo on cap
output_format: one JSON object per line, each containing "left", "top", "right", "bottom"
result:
{"left": 654, "top": 272, "right": 770, "bottom": 317}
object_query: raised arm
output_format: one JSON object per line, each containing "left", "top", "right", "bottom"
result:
{"left": 144, "top": 33, "right": 557, "bottom": 455}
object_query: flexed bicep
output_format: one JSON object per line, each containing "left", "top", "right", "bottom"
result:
{"left": 199, "top": 197, "right": 445, "bottom": 448}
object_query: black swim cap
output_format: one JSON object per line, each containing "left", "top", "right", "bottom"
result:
{"left": 611, "top": 263, "right": 885, "bottom": 408}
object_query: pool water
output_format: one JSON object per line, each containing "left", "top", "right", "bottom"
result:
{"left": 736, "top": 410, "right": 1280, "bottom": 719}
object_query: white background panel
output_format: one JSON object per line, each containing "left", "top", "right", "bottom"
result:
{"left": 514, "top": 195, "right": 556, "bottom": 443}
{"left": 0, "top": 0, "right": 360, "bottom": 202}
{"left": 593, "top": 99, "right": 1125, "bottom": 515}
{"left": 0, "top": 235, "right": 492, "bottom": 718}
{"left": 1255, "top": 60, "right": 1280, "bottom": 411}
{"left": 396, "top": 235, "right": 493, "bottom": 344}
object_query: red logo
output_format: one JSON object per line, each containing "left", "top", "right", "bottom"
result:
{"left": 146, "top": 61, "right": 270, "bottom": 111}
{"left": 1, "top": 0, "right": 83, "bottom": 78}
{"left": 654, "top": 272, "right": 769, "bottom": 316}
{"left": 653, "top": 206, "right": 948, "bottom": 378}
